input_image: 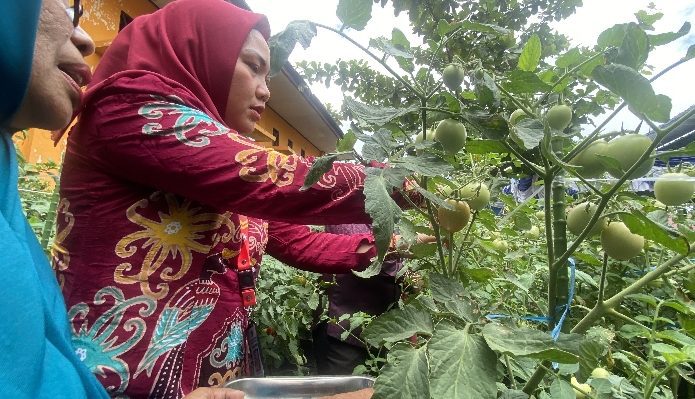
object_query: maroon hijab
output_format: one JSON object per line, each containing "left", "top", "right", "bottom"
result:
{"left": 85, "top": 0, "right": 269, "bottom": 124}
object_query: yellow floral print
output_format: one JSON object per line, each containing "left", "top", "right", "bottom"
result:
{"left": 114, "top": 192, "right": 227, "bottom": 299}
{"left": 51, "top": 198, "right": 74, "bottom": 289}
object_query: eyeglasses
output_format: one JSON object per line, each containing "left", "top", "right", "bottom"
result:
{"left": 66, "top": 0, "right": 84, "bottom": 28}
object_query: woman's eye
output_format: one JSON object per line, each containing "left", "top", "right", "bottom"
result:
{"left": 248, "top": 63, "right": 260, "bottom": 73}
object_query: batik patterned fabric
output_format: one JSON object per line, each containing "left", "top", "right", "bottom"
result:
{"left": 55, "top": 73, "right": 377, "bottom": 399}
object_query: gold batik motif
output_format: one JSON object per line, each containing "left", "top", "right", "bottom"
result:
{"left": 114, "top": 192, "right": 230, "bottom": 299}
{"left": 229, "top": 134, "right": 297, "bottom": 187}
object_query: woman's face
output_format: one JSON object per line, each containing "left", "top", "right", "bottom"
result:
{"left": 224, "top": 29, "right": 271, "bottom": 134}
{"left": 9, "top": 0, "right": 95, "bottom": 131}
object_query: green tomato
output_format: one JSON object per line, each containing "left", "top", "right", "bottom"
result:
{"left": 566, "top": 202, "right": 607, "bottom": 236}
{"left": 509, "top": 109, "right": 529, "bottom": 126}
{"left": 654, "top": 172, "right": 695, "bottom": 206}
{"left": 601, "top": 221, "right": 645, "bottom": 261}
{"left": 442, "top": 64, "right": 465, "bottom": 91}
{"left": 570, "top": 139, "right": 609, "bottom": 178}
{"left": 460, "top": 182, "right": 490, "bottom": 211}
{"left": 414, "top": 129, "right": 435, "bottom": 144}
{"left": 438, "top": 199, "right": 471, "bottom": 232}
{"left": 546, "top": 104, "right": 572, "bottom": 130}
{"left": 535, "top": 210, "right": 546, "bottom": 219}
{"left": 435, "top": 119, "right": 467, "bottom": 154}
{"left": 591, "top": 367, "right": 610, "bottom": 379}
{"left": 526, "top": 225, "right": 541, "bottom": 239}
{"left": 571, "top": 376, "right": 592, "bottom": 399}
{"left": 604, "top": 134, "right": 655, "bottom": 179}
{"left": 491, "top": 238, "right": 509, "bottom": 252}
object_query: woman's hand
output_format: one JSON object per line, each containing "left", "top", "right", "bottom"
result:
{"left": 183, "top": 387, "right": 245, "bottom": 399}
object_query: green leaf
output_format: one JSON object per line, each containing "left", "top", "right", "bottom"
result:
{"left": 363, "top": 169, "right": 402, "bottom": 261}
{"left": 428, "top": 323, "right": 497, "bottom": 399}
{"left": 634, "top": 10, "right": 663, "bottom": 29}
{"left": 353, "top": 258, "right": 383, "bottom": 279}
{"left": 517, "top": 34, "right": 542, "bottom": 72}
{"left": 336, "top": 130, "right": 358, "bottom": 152}
{"left": 362, "top": 306, "right": 433, "bottom": 346}
{"left": 687, "top": 44, "right": 695, "bottom": 60}
{"left": 345, "top": 97, "right": 419, "bottom": 126}
{"left": 482, "top": 324, "right": 581, "bottom": 364}
{"left": 268, "top": 21, "right": 317, "bottom": 76}
{"left": 466, "top": 139, "right": 509, "bottom": 154}
{"left": 503, "top": 70, "right": 552, "bottom": 93}
{"left": 592, "top": 64, "right": 671, "bottom": 122}
{"left": 429, "top": 273, "right": 465, "bottom": 303}
{"left": 499, "top": 390, "right": 529, "bottom": 399}
{"left": 465, "top": 112, "right": 510, "bottom": 140}
{"left": 556, "top": 49, "right": 582, "bottom": 68}
{"left": 616, "top": 211, "right": 690, "bottom": 255}
{"left": 392, "top": 155, "right": 453, "bottom": 177}
{"left": 372, "top": 343, "right": 430, "bottom": 399}
{"left": 649, "top": 22, "right": 691, "bottom": 47}
{"left": 369, "top": 37, "right": 413, "bottom": 60}
{"left": 301, "top": 154, "right": 339, "bottom": 191}
{"left": 615, "top": 23, "right": 649, "bottom": 69}
{"left": 336, "top": 0, "right": 372, "bottom": 31}
{"left": 550, "top": 378, "right": 575, "bottom": 399}
{"left": 474, "top": 71, "right": 500, "bottom": 107}
{"left": 576, "top": 326, "right": 614, "bottom": 381}
{"left": 510, "top": 119, "right": 545, "bottom": 150}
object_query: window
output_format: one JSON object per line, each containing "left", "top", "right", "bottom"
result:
{"left": 287, "top": 139, "right": 293, "bottom": 149}
{"left": 272, "top": 128, "right": 279, "bottom": 146}
{"left": 119, "top": 11, "right": 133, "bottom": 31}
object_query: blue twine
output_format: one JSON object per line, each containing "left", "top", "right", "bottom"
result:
{"left": 485, "top": 258, "right": 577, "bottom": 343}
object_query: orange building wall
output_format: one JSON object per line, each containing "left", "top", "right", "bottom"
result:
{"left": 15, "top": 0, "right": 323, "bottom": 164}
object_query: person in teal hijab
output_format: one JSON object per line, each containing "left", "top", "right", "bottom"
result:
{"left": 0, "top": 0, "right": 110, "bottom": 396}
{"left": 0, "top": 1, "right": 250, "bottom": 398}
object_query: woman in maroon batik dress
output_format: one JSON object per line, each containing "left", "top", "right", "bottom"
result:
{"left": 51, "top": 0, "right": 397, "bottom": 398}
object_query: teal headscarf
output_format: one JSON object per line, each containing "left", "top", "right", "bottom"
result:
{"left": 0, "top": 2, "right": 41, "bottom": 124}
{"left": 0, "top": 2, "right": 108, "bottom": 397}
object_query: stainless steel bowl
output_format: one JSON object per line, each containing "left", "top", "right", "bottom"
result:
{"left": 223, "top": 375, "right": 374, "bottom": 399}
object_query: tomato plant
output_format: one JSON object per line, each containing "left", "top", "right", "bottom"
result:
{"left": 273, "top": 2, "right": 695, "bottom": 395}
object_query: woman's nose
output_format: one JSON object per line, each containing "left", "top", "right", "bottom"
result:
{"left": 71, "top": 26, "right": 95, "bottom": 57}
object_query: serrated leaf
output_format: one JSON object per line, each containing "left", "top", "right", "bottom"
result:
{"left": 649, "top": 22, "right": 690, "bottom": 47}
{"left": 372, "top": 343, "right": 430, "bottom": 399}
{"left": 511, "top": 119, "right": 545, "bottom": 150}
{"left": 615, "top": 23, "right": 649, "bottom": 69}
{"left": 362, "top": 306, "right": 433, "bottom": 346}
{"left": 369, "top": 37, "right": 413, "bottom": 60}
{"left": 301, "top": 154, "right": 339, "bottom": 191}
{"left": 336, "top": 0, "right": 372, "bottom": 31}
{"left": 616, "top": 211, "right": 690, "bottom": 255}
{"left": 336, "top": 130, "right": 357, "bottom": 152}
{"left": 592, "top": 64, "right": 671, "bottom": 122}
{"left": 576, "top": 326, "right": 613, "bottom": 381}
{"left": 465, "top": 111, "right": 510, "bottom": 140}
{"left": 503, "top": 70, "right": 552, "bottom": 93}
{"left": 345, "top": 97, "right": 419, "bottom": 126}
{"left": 466, "top": 139, "right": 509, "bottom": 154}
{"left": 518, "top": 34, "right": 542, "bottom": 72}
{"left": 392, "top": 155, "right": 453, "bottom": 177}
{"left": 428, "top": 322, "right": 497, "bottom": 399}
{"left": 429, "top": 273, "right": 466, "bottom": 303}
{"left": 268, "top": 21, "right": 317, "bottom": 76}
{"left": 353, "top": 258, "right": 383, "bottom": 279}
{"left": 364, "top": 170, "right": 402, "bottom": 261}
{"left": 474, "top": 71, "right": 500, "bottom": 107}
{"left": 550, "top": 379, "right": 575, "bottom": 399}
{"left": 482, "top": 324, "right": 581, "bottom": 364}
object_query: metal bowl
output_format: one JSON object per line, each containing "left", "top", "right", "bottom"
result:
{"left": 223, "top": 375, "right": 375, "bottom": 399}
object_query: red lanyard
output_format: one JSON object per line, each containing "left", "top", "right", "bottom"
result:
{"left": 236, "top": 216, "right": 256, "bottom": 307}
